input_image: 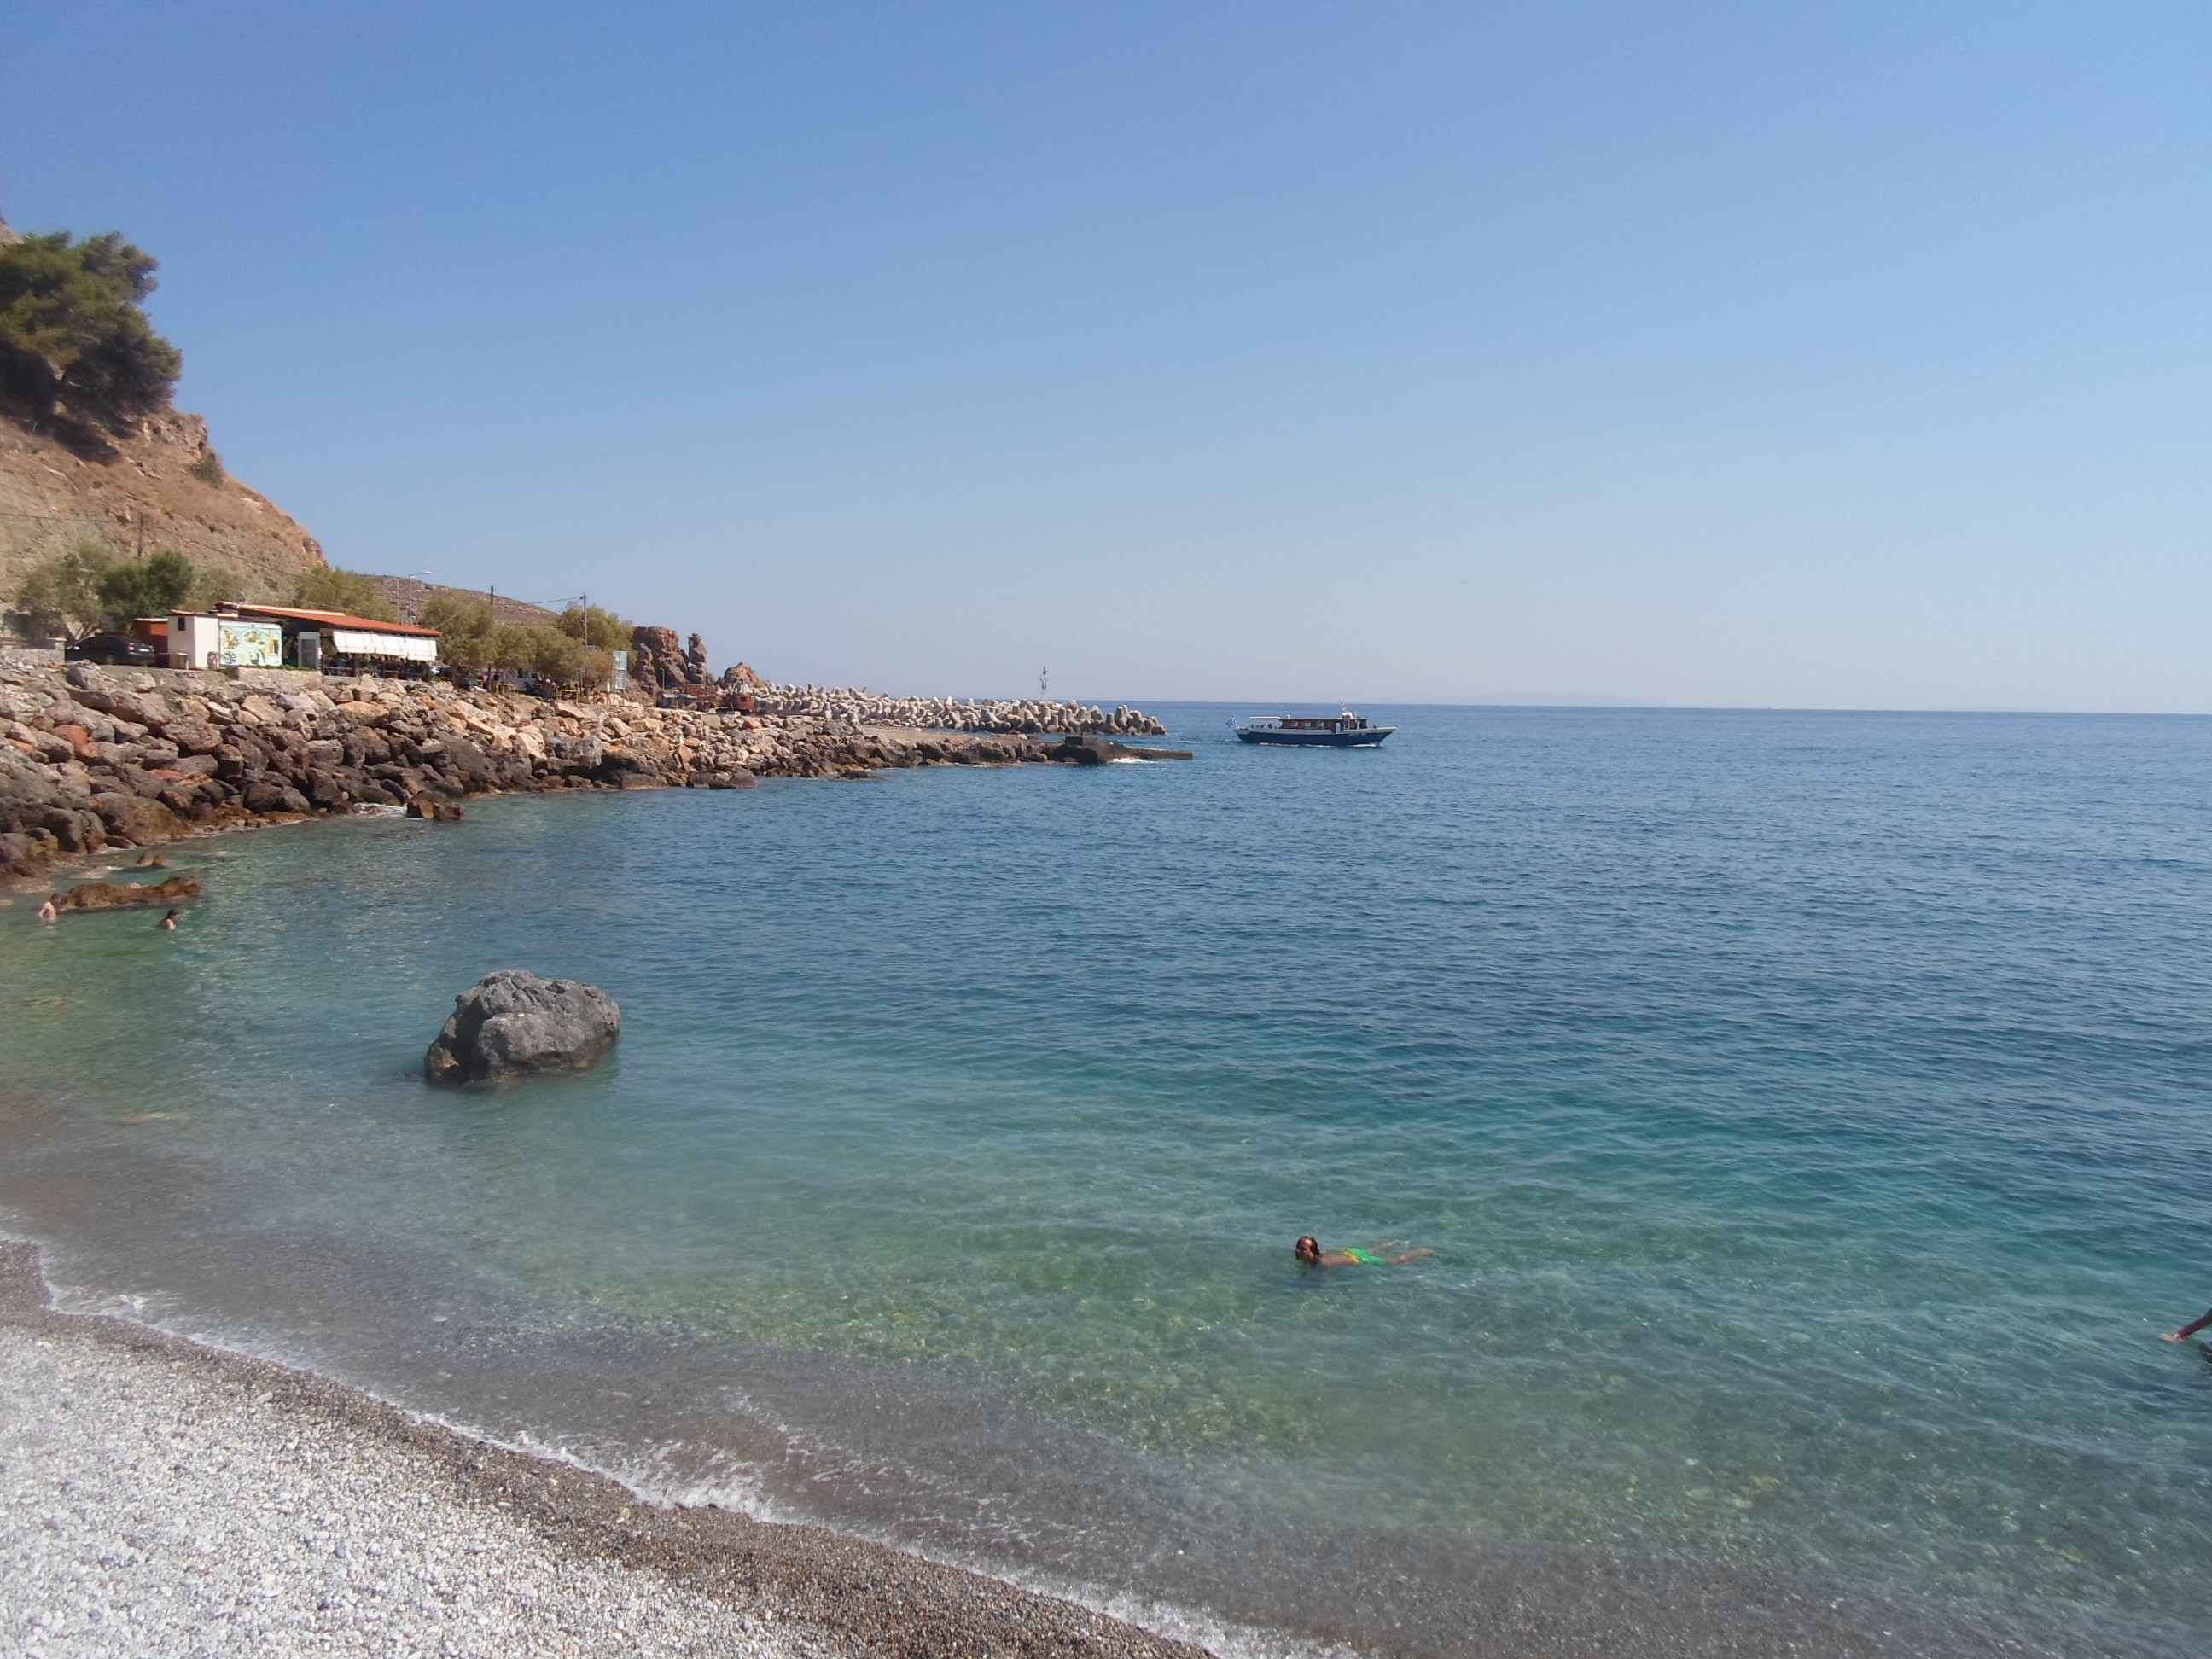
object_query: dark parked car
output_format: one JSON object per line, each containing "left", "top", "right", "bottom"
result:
{"left": 65, "top": 633, "right": 158, "bottom": 667}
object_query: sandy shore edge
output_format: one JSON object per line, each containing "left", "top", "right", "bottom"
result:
{"left": 0, "top": 1239, "right": 1216, "bottom": 1658}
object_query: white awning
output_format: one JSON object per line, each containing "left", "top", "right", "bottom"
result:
{"left": 331, "top": 628, "right": 439, "bottom": 661}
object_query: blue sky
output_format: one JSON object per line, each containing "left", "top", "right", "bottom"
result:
{"left": 7, "top": 2, "right": 2208, "bottom": 708}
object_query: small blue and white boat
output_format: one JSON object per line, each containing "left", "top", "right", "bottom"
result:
{"left": 1233, "top": 709, "right": 1395, "bottom": 748}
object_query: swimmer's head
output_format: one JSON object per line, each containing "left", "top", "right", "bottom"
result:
{"left": 1294, "top": 1236, "right": 1321, "bottom": 1264}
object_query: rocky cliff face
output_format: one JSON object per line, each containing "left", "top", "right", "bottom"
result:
{"left": 0, "top": 410, "right": 327, "bottom": 604}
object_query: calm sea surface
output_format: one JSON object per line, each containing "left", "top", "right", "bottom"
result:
{"left": 3, "top": 706, "right": 2210, "bottom": 1656}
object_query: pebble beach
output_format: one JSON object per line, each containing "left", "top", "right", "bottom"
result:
{"left": 0, "top": 1242, "right": 1210, "bottom": 1659}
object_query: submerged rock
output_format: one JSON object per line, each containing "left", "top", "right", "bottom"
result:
{"left": 55, "top": 874, "right": 201, "bottom": 911}
{"left": 1043, "top": 733, "right": 1194, "bottom": 765}
{"left": 424, "top": 969, "right": 620, "bottom": 1086}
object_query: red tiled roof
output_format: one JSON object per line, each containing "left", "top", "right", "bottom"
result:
{"left": 223, "top": 604, "right": 441, "bottom": 637}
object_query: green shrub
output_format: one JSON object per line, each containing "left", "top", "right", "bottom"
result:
{"left": 422, "top": 593, "right": 495, "bottom": 670}
{"left": 94, "top": 549, "right": 196, "bottom": 624}
{"left": 189, "top": 563, "right": 242, "bottom": 609}
{"left": 288, "top": 567, "right": 398, "bottom": 620}
{"left": 556, "top": 602, "right": 632, "bottom": 652}
{"left": 492, "top": 624, "right": 585, "bottom": 683}
{"left": 10, "top": 539, "right": 118, "bottom": 639}
{"left": 6, "top": 541, "right": 215, "bottom": 637}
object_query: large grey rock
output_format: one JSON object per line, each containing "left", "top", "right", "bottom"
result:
{"left": 424, "top": 969, "right": 620, "bottom": 1086}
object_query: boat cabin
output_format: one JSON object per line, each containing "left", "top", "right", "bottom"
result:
{"left": 1234, "top": 707, "right": 1396, "bottom": 747}
{"left": 1251, "top": 715, "right": 1374, "bottom": 732}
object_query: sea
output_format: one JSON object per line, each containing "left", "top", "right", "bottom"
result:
{"left": 3, "top": 704, "right": 2210, "bottom": 1657}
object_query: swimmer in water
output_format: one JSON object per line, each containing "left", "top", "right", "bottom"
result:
{"left": 1295, "top": 1236, "right": 1432, "bottom": 1267}
{"left": 36, "top": 897, "right": 58, "bottom": 924}
{"left": 158, "top": 908, "right": 178, "bottom": 931}
{"left": 2161, "top": 1307, "right": 2212, "bottom": 1344}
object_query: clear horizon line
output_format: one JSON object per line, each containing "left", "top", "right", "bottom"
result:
{"left": 1036, "top": 697, "right": 2212, "bottom": 719}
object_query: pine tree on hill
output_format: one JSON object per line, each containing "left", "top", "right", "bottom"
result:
{"left": 0, "top": 229, "right": 183, "bottom": 449}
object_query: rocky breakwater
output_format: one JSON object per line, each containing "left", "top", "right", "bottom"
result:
{"left": 736, "top": 682, "right": 1167, "bottom": 736}
{"left": 0, "top": 660, "right": 1115, "bottom": 884}
{"left": 618, "top": 620, "right": 1165, "bottom": 733}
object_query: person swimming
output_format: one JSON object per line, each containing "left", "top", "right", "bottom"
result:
{"left": 36, "top": 897, "right": 57, "bottom": 924}
{"left": 1295, "top": 1235, "right": 1432, "bottom": 1267}
{"left": 158, "top": 908, "right": 178, "bottom": 931}
{"left": 2161, "top": 1307, "right": 2212, "bottom": 1344}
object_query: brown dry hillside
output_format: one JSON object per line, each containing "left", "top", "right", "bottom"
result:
{"left": 367, "top": 575, "right": 558, "bottom": 630}
{"left": 0, "top": 410, "right": 328, "bottom": 604}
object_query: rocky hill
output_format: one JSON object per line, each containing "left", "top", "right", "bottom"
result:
{"left": 365, "top": 576, "right": 559, "bottom": 630}
{"left": 0, "top": 212, "right": 327, "bottom": 606}
{"left": 0, "top": 410, "right": 328, "bottom": 603}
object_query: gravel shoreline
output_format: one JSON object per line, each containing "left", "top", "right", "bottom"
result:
{"left": 0, "top": 1241, "right": 1214, "bottom": 1659}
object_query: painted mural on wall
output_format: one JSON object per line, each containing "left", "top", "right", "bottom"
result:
{"left": 216, "top": 621, "right": 284, "bottom": 669}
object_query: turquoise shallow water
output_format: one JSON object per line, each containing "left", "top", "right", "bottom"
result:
{"left": 3, "top": 705, "right": 2211, "bottom": 1655}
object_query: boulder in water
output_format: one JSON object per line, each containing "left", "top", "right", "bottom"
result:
{"left": 424, "top": 969, "right": 620, "bottom": 1085}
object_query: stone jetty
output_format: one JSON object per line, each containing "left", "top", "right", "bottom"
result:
{"left": 618, "top": 628, "right": 1165, "bottom": 736}
{"left": 0, "top": 658, "right": 1177, "bottom": 884}
{"left": 731, "top": 682, "right": 1167, "bottom": 736}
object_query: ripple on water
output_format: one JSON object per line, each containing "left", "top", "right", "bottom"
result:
{"left": 1, "top": 706, "right": 2209, "bottom": 1656}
